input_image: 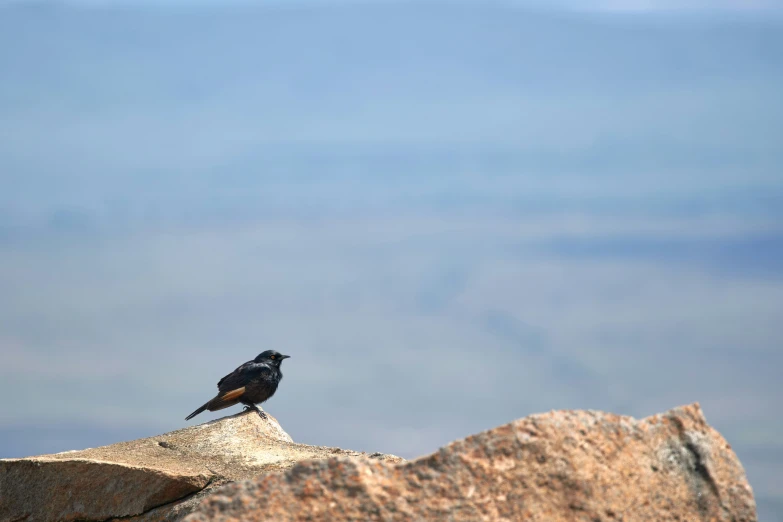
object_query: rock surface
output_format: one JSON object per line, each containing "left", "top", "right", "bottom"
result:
{"left": 186, "top": 403, "right": 757, "bottom": 522}
{"left": 0, "top": 411, "right": 402, "bottom": 522}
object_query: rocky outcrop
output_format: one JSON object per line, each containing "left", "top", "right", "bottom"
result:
{"left": 0, "top": 411, "right": 402, "bottom": 522}
{"left": 186, "top": 403, "right": 757, "bottom": 522}
{"left": 0, "top": 403, "right": 756, "bottom": 522}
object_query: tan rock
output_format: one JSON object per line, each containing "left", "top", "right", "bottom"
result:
{"left": 0, "top": 411, "right": 403, "bottom": 522}
{"left": 186, "top": 403, "right": 757, "bottom": 522}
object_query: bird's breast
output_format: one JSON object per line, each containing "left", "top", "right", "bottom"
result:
{"left": 244, "top": 375, "right": 279, "bottom": 402}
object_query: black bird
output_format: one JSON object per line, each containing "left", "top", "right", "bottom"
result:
{"left": 185, "top": 350, "right": 290, "bottom": 421}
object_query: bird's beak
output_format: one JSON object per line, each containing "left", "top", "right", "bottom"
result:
{"left": 281, "top": 355, "right": 291, "bottom": 359}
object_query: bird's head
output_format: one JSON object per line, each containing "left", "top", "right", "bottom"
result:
{"left": 254, "top": 350, "right": 290, "bottom": 367}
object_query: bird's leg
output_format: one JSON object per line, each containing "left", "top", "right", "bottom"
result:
{"left": 242, "top": 404, "right": 267, "bottom": 420}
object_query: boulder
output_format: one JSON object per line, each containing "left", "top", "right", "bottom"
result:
{"left": 186, "top": 403, "right": 757, "bottom": 521}
{"left": 0, "top": 411, "right": 402, "bottom": 522}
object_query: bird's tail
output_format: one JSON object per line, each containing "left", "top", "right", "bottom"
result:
{"left": 185, "top": 401, "right": 210, "bottom": 421}
{"left": 185, "top": 389, "right": 245, "bottom": 421}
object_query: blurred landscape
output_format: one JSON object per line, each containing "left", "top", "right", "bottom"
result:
{"left": 1, "top": 1, "right": 782, "bottom": 519}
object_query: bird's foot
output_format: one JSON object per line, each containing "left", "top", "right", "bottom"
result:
{"left": 242, "top": 405, "right": 267, "bottom": 420}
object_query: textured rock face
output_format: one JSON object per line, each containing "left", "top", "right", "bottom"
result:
{"left": 0, "top": 411, "right": 402, "bottom": 522}
{"left": 186, "top": 403, "right": 756, "bottom": 522}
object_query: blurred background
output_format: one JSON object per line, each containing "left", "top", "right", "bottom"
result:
{"left": 1, "top": 0, "right": 781, "bottom": 519}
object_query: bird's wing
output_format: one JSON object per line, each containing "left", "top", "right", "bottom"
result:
{"left": 218, "top": 387, "right": 246, "bottom": 401}
{"left": 207, "top": 386, "right": 247, "bottom": 408}
{"left": 217, "top": 362, "right": 271, "bottom": 392}
{"left": 217, "top": 361, "right": 252, "bottom": 388}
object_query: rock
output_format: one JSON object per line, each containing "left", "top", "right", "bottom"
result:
{"left": 0, "top": 411, "right": 403, "bottom": 522}
{"left": 186, "top": 403, "right": 757, "bottom": 522}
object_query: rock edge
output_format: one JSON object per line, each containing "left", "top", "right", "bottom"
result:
{"left": 0, "top": 411, "right": 402, "bottom": 522}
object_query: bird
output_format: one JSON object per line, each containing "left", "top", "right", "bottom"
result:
{"left": 185, "top": 350, "right": 290, "bottom": 421}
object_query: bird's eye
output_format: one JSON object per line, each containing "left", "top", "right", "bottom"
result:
{"left": 270, "top": 355, "right": 275, "bottom": 359}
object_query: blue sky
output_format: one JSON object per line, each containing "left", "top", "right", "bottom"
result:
{"left": 3, "top": 0, "right": 783, "bottom": 9}
{"left": 1, "top": 0, "right": 782, "bottom": 519}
